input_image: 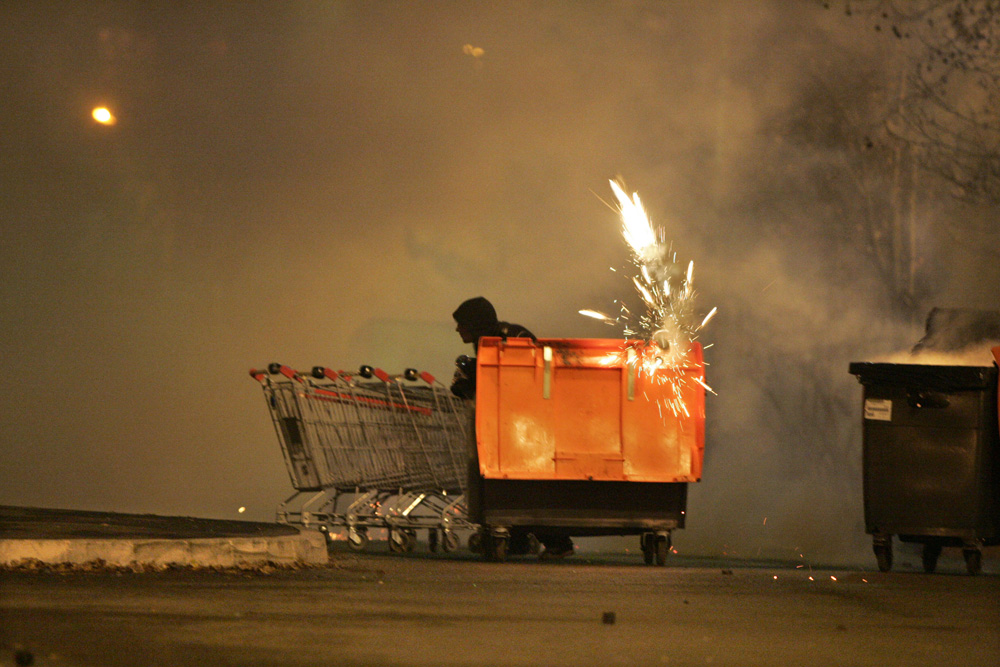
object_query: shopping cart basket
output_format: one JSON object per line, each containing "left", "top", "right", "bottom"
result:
{"left": 250, "top": 363, "right": 474, "bottom": 552}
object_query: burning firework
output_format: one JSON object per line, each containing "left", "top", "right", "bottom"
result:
{"left": 581, "top": 179, "right": 716, "bottom": 413}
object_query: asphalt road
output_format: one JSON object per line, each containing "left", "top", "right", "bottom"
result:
{"left": 2, "top": 542, "right": 998, "bottom": 667}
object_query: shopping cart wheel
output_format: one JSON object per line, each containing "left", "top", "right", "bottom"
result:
{"left": 442, "top": 529, "right": 460, "bottom": 553}
{"left": 921, "top": 542, "right": 942, "bottom": 573}
{"left": 873, "top": 536, "right": 893, "bottom": 572}
{"left": 388, "top": 529, "right": 405, "bottom": 553}
{"left": 347, "top": 528, "right": 369, "bottom": 552}
{"left": 963, "top": 547, "right": 982, "bottom": 575}
{"left": 427, "top": 528, "right": 439, "bottom": 553}
{"left": 403, "top": 529, "right": 417, "bottom": 553}
{"left": 467, "top": 531, "right": 483, "bottom": 554}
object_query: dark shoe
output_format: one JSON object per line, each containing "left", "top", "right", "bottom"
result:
{"left": 539, "top": 545, "right": 574, "bottom": 560}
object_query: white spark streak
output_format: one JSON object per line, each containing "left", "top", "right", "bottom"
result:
{"left": 699, "top": 306, "right": 718, "bottom": 330}
{"left": 579, "top": 309, "right": 613, "bottom": 322}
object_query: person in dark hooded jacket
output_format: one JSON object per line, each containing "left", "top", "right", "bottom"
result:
{"left": 451, "top": 298, "right": 574, "bottom": 559}
{"left": 450, "top": 297, "right": 535, "bottom": 399}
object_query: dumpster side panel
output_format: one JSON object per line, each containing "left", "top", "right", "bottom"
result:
{"left": 475, "top": 343, "right": 503, "bottom": 477}
{"left": 864, "top": 423, "right": 982, "bottom": 535}
{"left": 622, "top": 343, "right": 705, "bottom": 482}
{"left": 476, "top": 338, "right": 705, "bottom": 484}
{"left": 550, "top": 366, "right": 624, "bottom": 479}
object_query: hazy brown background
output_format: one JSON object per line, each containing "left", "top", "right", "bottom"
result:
{"left": 2, "top": 1, "right": 997, "bottom": 564}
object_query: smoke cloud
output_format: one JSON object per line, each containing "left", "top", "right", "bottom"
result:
{"left": 2, "top": 1, "right": 997, "bottom": 566}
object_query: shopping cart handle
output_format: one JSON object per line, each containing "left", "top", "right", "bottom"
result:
{"left": 311, "top": 366, "right": 339, "bottom": 381}
{"left": 266, "top": 363, "right": 300, "bottom": 381}
{"left": 358, "top": 365, "right": 374, "bottom": 379}
{"left": 419, "top": 371, "right": 436, "bottom": 384}
{"left": 403, "top": 368, "right": 419, "bottom": 381}
{"left": 249, "top": 368, "right": 267, "bottom": 382}
{"left": 373, "top": 368, "right": 391, "bottom": 382}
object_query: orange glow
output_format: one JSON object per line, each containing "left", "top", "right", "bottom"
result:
{"left": 92, "top": 107, "right": 116, "bottom": 125}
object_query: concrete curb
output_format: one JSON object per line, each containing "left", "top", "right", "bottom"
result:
{"left": 0, "top": 530, "right": 329, "bottom": 568}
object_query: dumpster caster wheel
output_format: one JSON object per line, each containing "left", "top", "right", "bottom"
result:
{"left": 963, "top": 548, "right": 982, "bottom": 576}
{"left": 428, "top": 528, "right": 439, "bottom": 553}
{"left": 467, "top": 531, "right": 483, "bottom": 554}
{"left": 479, "top": 530, "right": 508, "bottom": 562}
{"left": 347, "top": 528, "right": 369, "bottom": 552}
{"left": 640, "top": 533, "right": 655, "bottom": 565}
{"left": 921, "top": 542, "right": 942, "bottom": 573}
{"left": 873, "top": 538, "right": 893, "bottom": 573}
{"left": 441, "top": 529, "right": 459, "bottom": 553}
{"left": 655, "top": 534, "right": 671, "bottom": 567}
{"left": 488, "top": 535, "right": 508, "bottom": 563}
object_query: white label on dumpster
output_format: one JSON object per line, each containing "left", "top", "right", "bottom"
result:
{"left": 863, "top": 398, "right": 892, "bottom": 421}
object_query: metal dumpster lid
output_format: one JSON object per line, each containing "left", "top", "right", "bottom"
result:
{"left": 848, "top": 362, "right": 997, "bottom": 390}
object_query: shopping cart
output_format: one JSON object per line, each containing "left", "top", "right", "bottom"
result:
{"left": 250, "top": 363, "right": 475, "bottom": 553}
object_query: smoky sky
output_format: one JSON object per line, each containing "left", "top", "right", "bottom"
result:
{"left": 2, "top": 1, "right": 997, "bottom": 565}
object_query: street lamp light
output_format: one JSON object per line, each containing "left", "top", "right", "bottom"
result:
{"left": 92, "top": 106, "right": 116, "bottom": 125}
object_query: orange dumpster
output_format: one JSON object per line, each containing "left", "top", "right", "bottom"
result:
{"left": 468, "top": 337, "right": 707, "bottom": 564}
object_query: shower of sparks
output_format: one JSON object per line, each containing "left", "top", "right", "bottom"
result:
{"left": 580, "top": 178, "right": 717, "bottom": 416}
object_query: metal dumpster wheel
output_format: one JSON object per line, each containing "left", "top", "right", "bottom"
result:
{"left": 921, "top": 542, "right": 942, "bottom": 573}
{"left": 428, "top": 528, "right": 439, "bottom": 553}
{"left": 655, "top": 534, "right": 671, "bottom": 567}
{"left": 347, "top": 527, "right": 369, "bottom": 552}
{"left": 442, "top": 529, "right": 459, "bottom": 553}
{"left": 873, "top": 536, "right": 893, "bottom": 572}
{"left": 640, "top": 532, "right": 669, "bottom": 566}
{"left": 640, "top": 533, "right": 653, "bottom": 565}
{"left": 963, "top": 548, "right": 982, "bottom": 575}
{"left": 467, "top": 531, "right": 483, "bottom": 554}
{"left": 485, "top": 534, "right": 508, "bottom": 562}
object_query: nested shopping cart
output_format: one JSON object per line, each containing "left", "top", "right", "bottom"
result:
{"left": 250, "top": 363, "right": 475, "bottom": 553}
